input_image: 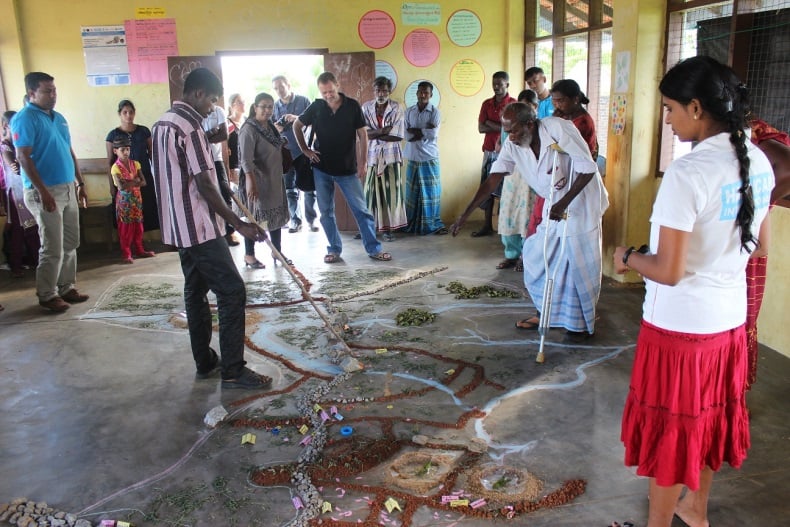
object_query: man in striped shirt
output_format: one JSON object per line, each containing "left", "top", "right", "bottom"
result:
{"left": 152, "top": 68, "right": 270, "bottom": 390}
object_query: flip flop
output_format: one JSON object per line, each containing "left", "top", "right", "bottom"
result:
{"left": 368, "top": 252, "right": 392, "bottom": 261}
{"left": 496, "top": 258, "right": 517, "bottom": 269}
{"left": 471, "top": 227, "right": 494, "bottom": 237}
{"left": 516, "top": 316, "right": 540, "bottom": 330}
{"left": 515, "top": 259, "right": 524, "bottom": 272}
{"left": 324, "top": 253, "right": 341, "bottom": 264}
{"left": 673, "top": 513, "right": 707, "bottom": 527}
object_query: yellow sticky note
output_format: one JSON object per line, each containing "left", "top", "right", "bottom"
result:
{"left": 384, "top": 497, "right": 401, "bottom": 513}
{"left": 135, "top": 7, "right": 166, "bottom": 18}
{"left": 445, "top": 369, "right": 455, "bottom": 375}
{"left": 450, "top": 499, "right": 469, "bottom": 507}
{"left": 321, "top": 501, "right": 333, "bottom": 514}
{"left": 375, "top": 348, "right": 388, "bottom": 354}
{"left": 299, "top": 424, "right": 309, "bottom": 435}
{"left": 116, "top": 522, "right": 132, "bottom": 527}
{"left": 314, "top": 404, "right": 323, "bottom": 412}
{"left": 241, "top": 433, "right": 256, "bottom": 445}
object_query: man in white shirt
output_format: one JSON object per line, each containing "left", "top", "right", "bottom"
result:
{"left": 451, "top": 102, "right": 608, "bottom": 338}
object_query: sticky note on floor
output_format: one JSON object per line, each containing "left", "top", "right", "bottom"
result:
{"left": 241, "top": 433, "right": 256, "bottom": 445}
{"left": 450, "top": 499, "right": 469, "bottom": 507}
{"left": 384, "top": 497, "right": 401, "bottom": 512}
{"left": 470, "top": 498, "right": 486, "bottom": 509}
{"left": 322, "top": 501, "right": 333, "bottom": 514}
{"left": 292, "top": 496, "right": 303, "bottom": 509}
{"left": 314, "top": 404, "right": 323, "bottom": 412}
{"left": 445, "top": 369, "right": 455, "bottom": 375}
{"left": 375, "top": 348, "right": 388, "bottom": 354}
{"left": 299, "top": 424, "right": 309, "bottom": 434}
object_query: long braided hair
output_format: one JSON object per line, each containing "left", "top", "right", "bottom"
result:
{"left": 659, "top": 56, "right": 757, "bottom": 253}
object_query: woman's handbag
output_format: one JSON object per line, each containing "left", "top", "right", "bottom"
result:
{"left": 281, "top": 144, "right": 293, "bottom": 173}
{"left": 293, "top": 154, "right": 315, "bottom": 192}
{"left": 293, "top": 125, "right": 316, "bottom": 192}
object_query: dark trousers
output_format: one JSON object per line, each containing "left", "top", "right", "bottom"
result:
{"left": 245, "top": 228, "right": 281, "bottom": 257}
{"left": 179, "top": 236, "right": 247, "bottom": 379}
{"left": 283, "top": 165, "right": 317, "bottom": 226}
{"left": 214, "top": 161, "right": 235, "bottom": 236}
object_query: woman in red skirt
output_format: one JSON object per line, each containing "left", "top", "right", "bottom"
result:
{"left": 613, "top": 56, "right": 773, "bottom": 527}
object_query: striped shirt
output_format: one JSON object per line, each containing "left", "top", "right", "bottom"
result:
{"left": 152, "top": 101, "right": 225, "bottom": 248}
{"left": 362, "top": 99, "right": 404, "bottom": 168}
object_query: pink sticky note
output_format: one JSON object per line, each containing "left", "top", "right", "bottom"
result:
{"left": 330, "top": 405, "right": 338, "bottom": 414}
{"left": 470, "top": 498, "right": 487, "bottom": 509}
{"left": 320, "top": 410, "right": 330, "bottom": 421}
{"left": 292, "top": 496, "right": 304, "bottom": 509}
{"left": 300, "top": 435, "right": 313, "bottom": 446}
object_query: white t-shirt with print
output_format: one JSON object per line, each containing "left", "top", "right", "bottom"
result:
{"left": 643, "top": 132, "right": 773, "bottom": 333}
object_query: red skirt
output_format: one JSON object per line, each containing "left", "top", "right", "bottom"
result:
{"left": 621, "top": 320, "right": 750, "bottom": 490}
{"left": 745, "top": 256, "right": 767, "bottom": 389}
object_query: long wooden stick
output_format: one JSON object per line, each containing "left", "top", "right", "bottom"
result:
{"left": 230, "top": 193, "right": 352, "bottom": 354}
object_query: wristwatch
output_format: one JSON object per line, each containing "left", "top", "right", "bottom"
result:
{"left": 623, "top": 244, "right": 649, "bottom": 265}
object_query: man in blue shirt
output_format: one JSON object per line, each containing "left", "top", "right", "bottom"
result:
{"left": 272, "top": 75, "right": 317, "bottom": 233}
{"left": 13, "top": 72, "right": 89, "bottom": 312}
{"left": 525, "top": 67, "right": 555, "bottom": 119}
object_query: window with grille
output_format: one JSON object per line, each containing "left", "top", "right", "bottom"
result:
{"left": 661, "top": 0, "right": 790, "bottom": 182}
{"left": 525, "top": 1, "right": 613, "bottom": 159}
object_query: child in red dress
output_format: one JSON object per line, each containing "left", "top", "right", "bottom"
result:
{"left": 111, "top": 137, "right": 154, "bottom": 263}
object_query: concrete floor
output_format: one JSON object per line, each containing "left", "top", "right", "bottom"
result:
{"left": 0, "top": 224, "right": 788, "bottom": 527}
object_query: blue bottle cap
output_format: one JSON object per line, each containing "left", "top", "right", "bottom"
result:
{"left": 340, "top": 426, "right": 353, "bottom": 436}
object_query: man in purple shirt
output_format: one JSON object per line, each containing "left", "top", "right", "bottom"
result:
{"left": 152, "top": 68, "right": 269, "bottom": 390}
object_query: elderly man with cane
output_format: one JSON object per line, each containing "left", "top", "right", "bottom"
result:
{"left": 450, "top": 102, "right": 608, "bottom": 359}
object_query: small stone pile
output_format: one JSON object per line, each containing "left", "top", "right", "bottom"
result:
{"left": 0, "top": 499, "right": 91, "bottom": 527}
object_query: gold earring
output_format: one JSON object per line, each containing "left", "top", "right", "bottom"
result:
{"left": 693, "top": 114, "right": 698, "bottom": 120}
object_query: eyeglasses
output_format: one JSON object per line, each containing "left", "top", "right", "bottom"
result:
{"left": 256, "top": 104, "right": 274, "bottom": 110}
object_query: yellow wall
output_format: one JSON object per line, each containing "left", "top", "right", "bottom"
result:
{"left": 757, "top": 206, "right": 790, "bottom": 356}
{"left": 1, "top": 0, "right": 524, "bottom": 223}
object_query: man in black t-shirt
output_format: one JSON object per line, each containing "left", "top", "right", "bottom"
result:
{"left": 294, "top": 72, "right": 392, "bottom": 263}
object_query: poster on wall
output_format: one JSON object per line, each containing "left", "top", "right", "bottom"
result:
{"left": 615, "top": 51, "right": 631, "bottom": 93}
{"left": 447, "top": 10, "right": 482, "bottom": 47}
{"left": 125, "top": 18, "right": 178, "bottom": 84}
{"left": 403, "top": 29, "right": 440, "bottom": 67}
{"left": 611, "top": 94, "right": 627, "bottom": 135}
{"left": 404, "top": 79, "right": 441, "bottom": 108}
{"left": 449, "top": 59, "right": 485, "bottom": 97}
{"left": 375, "top": 60, "right": 398, "bottom": 90}
{"left": 358, "top": 10, "right": 396, "bottom": 49}
{"left": 81, "top": 25, "right": 130, "bottom": 87}
{"left": 401, "top": 3, "right": 441, "bottom": 25}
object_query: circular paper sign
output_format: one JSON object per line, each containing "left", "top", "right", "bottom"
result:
{"left": 403, "top": 29, "right": 440, "bottom": 67}
{"left": 447, "top": 10, "right": 482, "bottom": 47}
{"left": 404, "top": 79, "right": 441, "bottom": 108}
{"left": 375, "top": 60, "right": 398, "bottom": 90}
{"left": 358, "top": 10, "right": 396, "bottom": 49}
{"left": 449, "top": 59, "right": 485, "bottom": 97}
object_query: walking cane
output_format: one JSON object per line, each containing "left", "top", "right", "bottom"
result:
{"left": 229, "top": 192, "right": 353, "bottom": 354}
{"left": 536, "top": 143, "right": 574, "bottom": 364}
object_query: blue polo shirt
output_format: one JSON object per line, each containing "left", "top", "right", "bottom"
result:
{"left": 11, "top": 103, "right": 75, "bottom": 189}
